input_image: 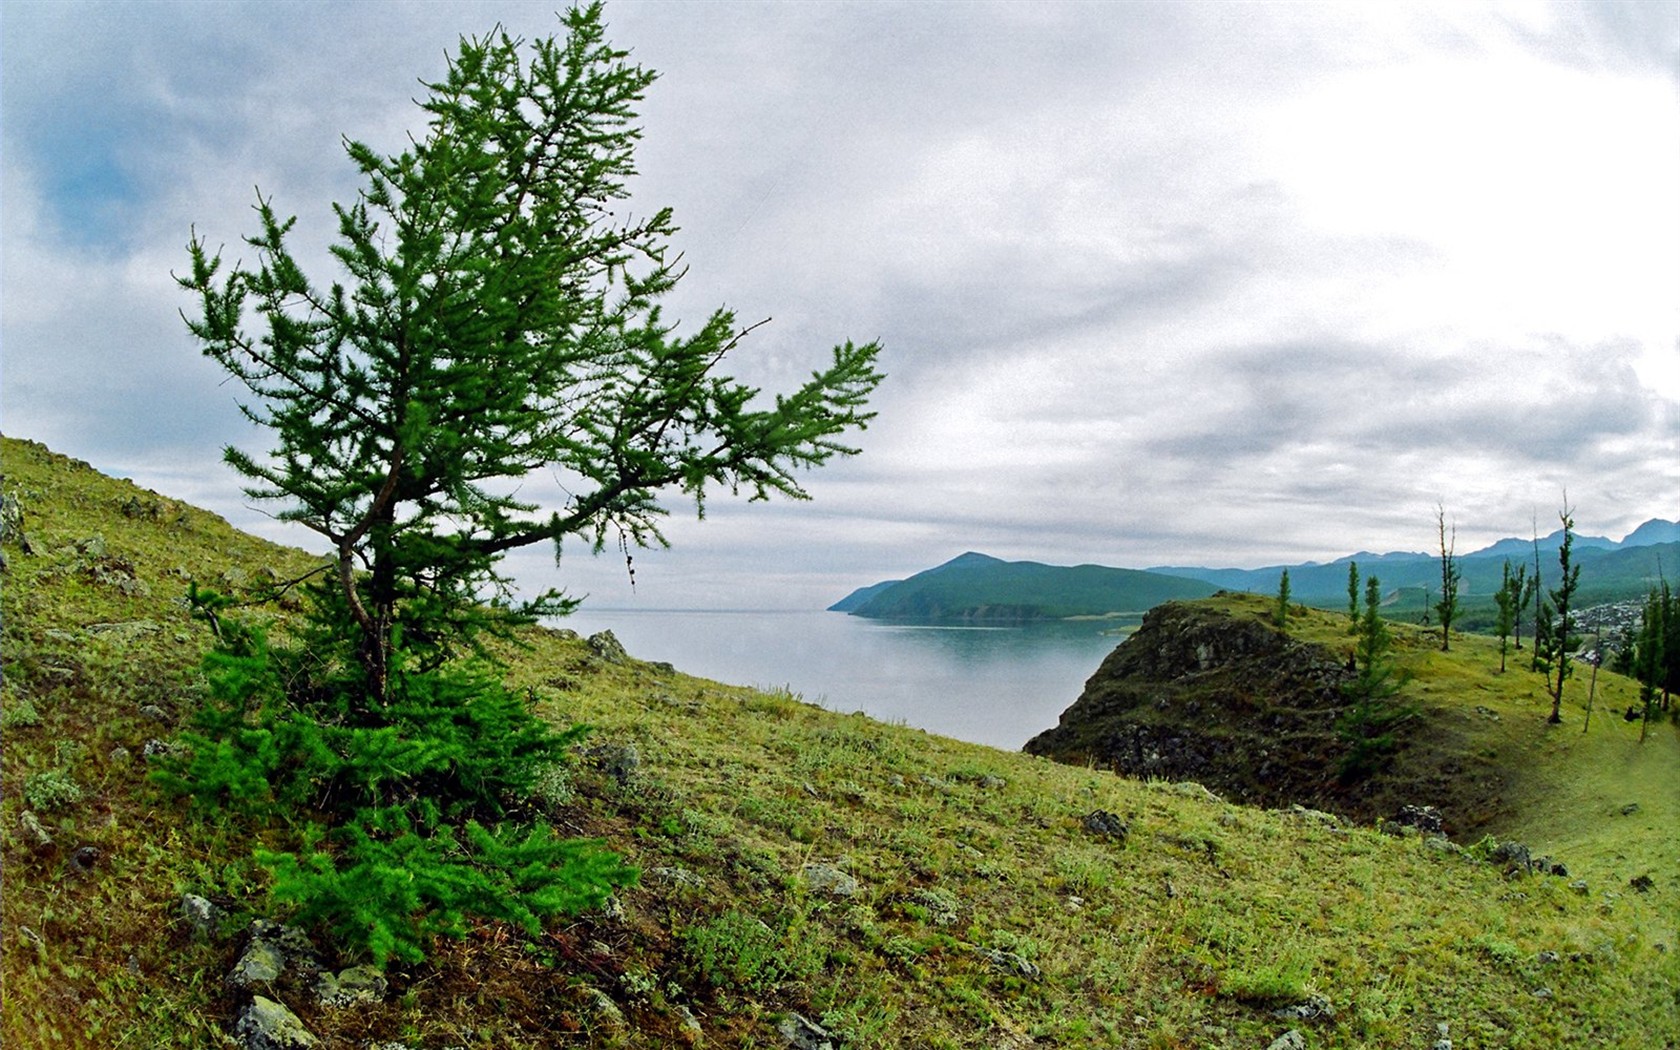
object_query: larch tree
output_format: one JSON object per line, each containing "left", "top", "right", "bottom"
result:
{"left": 167, "top": 4, "right": 883, "bottom": 965}
{"left": 1542, "top": 502, "right": 1581, "bottom": 725}
{"left": 1434, "top": 504, "right": 1461, "bottom": 651}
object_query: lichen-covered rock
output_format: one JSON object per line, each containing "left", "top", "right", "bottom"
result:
{"left": 587, "top": 630, "right": 630, "bottom": 664}
{"left": 776, "top": 1012, "right": 836, "bottom": 1050}
{"left": 313, "top": 965, "right": 387, "bottom": 1008}
{"left": 180, "top": 894, "right": 222, "bottom": 941}
{"left": 800, "top": 862, "right": 861, "bottom": 899}
{"left": 233, "top": 995, "right": 318, "bottom": 1050}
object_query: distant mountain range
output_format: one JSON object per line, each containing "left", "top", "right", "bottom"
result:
{"left": 832, "top": 519, "right": 1679, "bottom": 623}
{"left": 1146, "top": 518, "right": 1679, "bottom": 608}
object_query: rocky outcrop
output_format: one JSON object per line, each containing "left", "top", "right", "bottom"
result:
{"left": 1026, "top": 601, "right": 1354, "bottom": 806}
{"left": 1025, "top": 600, "right": 1496, "bottom": 834}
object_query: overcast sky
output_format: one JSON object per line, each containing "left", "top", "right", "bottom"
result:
{"left": 4, "top": 0, "right": 1677, "bottom": 611}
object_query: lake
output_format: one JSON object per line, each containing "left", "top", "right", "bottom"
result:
{"left": 557, "top": 608, "right": 1136, "bottom": 751}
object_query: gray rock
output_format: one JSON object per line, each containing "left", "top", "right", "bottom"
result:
{"left": 587, "top": 630, "right": 630, "bottom": 664}
{"left": 583, "top": 986, "right": 624, "bottom": 1027}
{"left": 233, "top": 995, "right": 318, "bottom": 1050}
{"left": 650, "top": 866, "right": 705, "bottom": 889}
{"left": 776, "top": 1012, "right": 836, "bottom": 1050}
{"left": 87, "top": 619, "right": 161, "bottom": 640}
{"left": 1395, "top": 804, "right": 1443, "bottom": 834}
{"left": 587, "top": 741, "right": 640, "bottom": 785}
{"left": 229, "top": 921, "right": 321, "bottom": 988}
{"left": 1569, "top": 879, "right": 1590, "bottom": 895}
{"left": 801, "top": 862, "right": 861, "bottom": 899}
{"left": 1266, "top": 1030, "right": 1305, "bottom": 1050}
{"left": 68, "top": 845, "right": 101, "bottom": 875}
{"left": 229, "top": 940, "right": 288, "bottom": 988}
{"left": 181, "top": 894, "right": 222, "bottom": 941}
{"left": 1271, "top": 994, "right": 1335, "bottom": 1021}
{"left": 1432, "top": 1021, "right": 1451, "bottom": 1050}
{"left": 139, "top": 704, "right": 172, "bottom": 725}
{"left": 1081, "top": 809, "right": 1129, "bottom": 841}
{"left": 1620, "top": 802, "right": 1640, "bottom": 816}
{"left": 676, "top": 1004, "right": 703, "bottom": 1044}
{"left": 313, "top": 965, "right": 387, "bottom": 1008}
{"left": 975, "top": 946, "right": 1041, "bottom": 980}
{"left": 1489, "top": 841, "right": 1534, "bottom": 875}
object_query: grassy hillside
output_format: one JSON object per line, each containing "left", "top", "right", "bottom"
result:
{"left": 3, "top": 434, "right": 1677, "bottom": 1048}
{"left": 836, "top": 552, "right": 1218, "bottom": 622}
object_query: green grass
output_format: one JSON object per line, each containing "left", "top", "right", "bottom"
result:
{"left": 4, "top": 434, "right": 1677, "bottom": 1048}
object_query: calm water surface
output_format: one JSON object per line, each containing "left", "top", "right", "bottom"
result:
{"left": 557, "top": 608, "right": 1135, "bottom": 750}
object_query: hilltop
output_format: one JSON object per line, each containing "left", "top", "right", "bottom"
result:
{"left": 830, "top": 552, "right": 1217, "bottom": 622}
{"left": 3, "top": 434, "right": 1677, "bottom": 1049}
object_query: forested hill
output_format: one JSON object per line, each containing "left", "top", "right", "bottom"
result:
{"left": 829, "top": 552, "right": 1218, "bottom": 621}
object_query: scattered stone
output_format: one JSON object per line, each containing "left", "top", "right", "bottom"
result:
{"left": 1531, "top": 986, "right": 1553, "bottom": 999}
{"left": 142, "top": 738, "right": 183, "bottom": 759}
{"left": 1266, "top": 1030, "right": 1305, "bottom": 1050}
{"left": 1394, "top": 804, "right": 1443, "bottom": 834}
{"left": 675, "top": 1004, "right": 704, "bottom": 1045}
{"left": 801, "top": 862, "right": 861, "bottom": 899}
{"left": 1432, "top": 1020, "right": 1452, "bottom": 1050}
{"left": 1489, "top": 841, "right": 1535, "bottom": 876}
{"left": 1081, "top": 809, "right": 1129, "bottom": 842}
{"left": 1620, "top": 802, "right": 1641, "bottom": 816}
{"left": 649, "top": 866, "right": 705, "bottom": 889}
{"left": 1271, "top": 994, "right": 1335, "bottom": 1021}
{"left": 181, "top": 894, "right": 223, "bottom": 941}
{"left": 650, "top": 661, "right": 678, "bottom": 675}
{"left": 888, "top": 774, "right": 906, "bottom": 789}
{"left": 1474, "top": 705, "right": 1500, "bottom": 721}
{"left": 776, "top": 1012, "right": 837, "bottom": 1050}
{"left": 19, "top": 810, "right": 54, "bottom": 850}
{"left": 1288, "top": 804, "right": 1344, "bottom": 830}
{"left": 87, "top": 619, "right": 161, "bottom": 640}
{"left": 139, "top": 704, "right": 172, "bottom": 725}
{"left": 586, "top": 630, "right": 629, "bottom": 664}
{"left": 582, "top": 987, "right": 624, "bottom": 1027}
{"left": 68, "top": 845, "right": 101, "bottom": 874}
{"left": 1423, "top": 836, "right": 1459, "bottom": 855}
{"left": 108, "top": 746, "right": 132, "bottom": 764}
{"left": 228, "top": 921, "right": 321, "bottom": 989}
{"left": 975, "top": 946, "right": 1041, "bottom": 980}
{"left": 978, "top": 774, "right": 1006, "bottom": 789}
{"left": 1537, "top": 951, "right": 1560, "bottom": 965}
{"left": 1630, "top": 874, "right": 1655, "bottom": 893}
{"left": 313, "top": 965, "right": 387, "bottom": 1008}
{"left": 234, "top": 995, "right": 317, "bottom": 1050}
{"left": 1569, "top": 879, "right": 1590, "bottom": 896}
{"left": 585, "top": 741, "right": 641, "bottom": 785}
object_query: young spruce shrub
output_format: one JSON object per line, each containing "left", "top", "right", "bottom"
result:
{"left": 157, "top": 586, "right": 634, "bottom": 966}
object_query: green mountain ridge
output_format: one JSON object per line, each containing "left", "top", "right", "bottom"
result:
{"left": 830, "top": 552, "right": 1218, "bottom": 621}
